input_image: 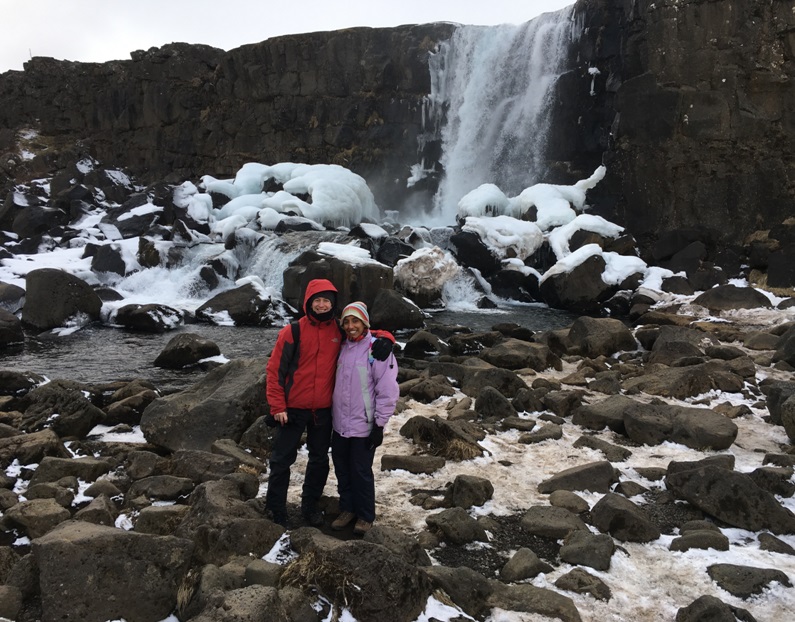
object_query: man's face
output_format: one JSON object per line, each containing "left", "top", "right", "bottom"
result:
{"left": 312, "top": 296, "right": 332, "bottom": 314}
{"left": 342, "top": 315, "right": 366, "bottom": 340}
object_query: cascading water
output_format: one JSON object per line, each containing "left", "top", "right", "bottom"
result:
{"left": 425, "top": 6, "right": 577, "bottom": 224}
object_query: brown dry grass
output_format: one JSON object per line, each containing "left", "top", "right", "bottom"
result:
{"left": 280, "top": 549, "right": 363, "bottom": 617}
{"left": 441, "top": 437, "right": 483, "bottom": 461}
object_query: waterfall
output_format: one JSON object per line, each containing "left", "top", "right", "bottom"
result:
{"left": 426, "top": 6, "right": 577, "bottom": 224}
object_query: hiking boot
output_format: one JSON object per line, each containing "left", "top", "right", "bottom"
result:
{"left": 353, "top": 519, "right": 372, "bottom": 535}
{"left": 331, "top": 511, "right": 356, "bottom": 531}
{"left": 302, "top": 508, "right": 324, "bottom": 527}
{"left": 269, "top": 509, "right": 288, "bottom": 528}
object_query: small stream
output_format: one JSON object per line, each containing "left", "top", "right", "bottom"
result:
{"left": 0, "top": 305, "right": 578, "bottom": 394}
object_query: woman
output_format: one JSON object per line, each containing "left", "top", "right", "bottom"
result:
{"left": 330, "top": 301, "right": 399, "bottom": 535}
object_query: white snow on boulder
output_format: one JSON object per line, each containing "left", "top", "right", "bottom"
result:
{"left": 462, "top": 215, "right": 543, "bottom": 260}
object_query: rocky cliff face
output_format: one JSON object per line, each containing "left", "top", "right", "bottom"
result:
{"left": 0, "top": 0, "right": 793, "bottom": 258}
{"left": 0, "top": 24, "right": 454, "bottom": 213}
{"left": 576, "top": 0, "right": 795, "bottom": 259}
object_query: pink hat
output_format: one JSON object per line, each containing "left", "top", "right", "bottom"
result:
{"left": 341, "top": 301, "right": 370, "bottom": 328}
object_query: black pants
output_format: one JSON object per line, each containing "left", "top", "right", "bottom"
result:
{"left": 331, "top": 431, "right": 376, "bottom": 522}
{"left": 265, "top": 408, "right": 332, "bottom": 514}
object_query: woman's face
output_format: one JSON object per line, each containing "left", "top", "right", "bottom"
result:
{"left": 342, "top": 315, "right": 366, "bottom": 340}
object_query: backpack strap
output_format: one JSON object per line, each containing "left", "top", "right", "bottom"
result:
{"left": 291, "top": 321, "right": 301, "bottom": 349}
{"left": 280, "top": 321, "right": 301, "bottom": 402}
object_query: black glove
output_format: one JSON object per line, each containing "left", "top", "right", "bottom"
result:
{"left": 370, "top": 337, "right": 393, "bottom": 361}
{"left": 368, "top": 425, "right": 384, "bottom": 450}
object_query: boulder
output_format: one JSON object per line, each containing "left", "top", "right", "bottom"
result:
{"left": 554, "top": 567, "right": 611, "bottom": 602}
{"left": 763, "top": 380, "right": 795, "bottom": 425}
{"left": 113, "top": 303, "right": 184, "bottom": 332}
{"left": 2, "top": 499, "right": 71, "bottom": 538}
{"left": 772, "top": 326, "right": 795, "bottom": 368}
{"left": 374, "top": 236, "right": 414, "bottom": 266}
{"left": 403, "top": 330, "right": 449, "bottom": 357}
{"left": 706, "top": 563, "right": 792, "bottom": 599}
{"left": 12, "top": 205, "right": 68, "bottom": 239}
{"left": 520, "top": 506, "right": 588, "bottom": 539}
{"left": 480, "top": 338, "right": 561, "bottom": 371}
{"left": 444, "top": 474, "right": 494, "bottom": 509}
{"left": 449, "top": 230, "right": 501, "bottom": 277}
{"left": 0, "top": 281, "right": 25, "bottom": 313}
{"left": 670, "top": 529, "right": 730, "bottom": 553}
{"left": 675, "top": 595, "right": 757, "bottom": 622}
{"left": 73, "top": 494, "right": 119, "bottom": 527}
{"left": 380, "top": 454, "right": 446, "bottom": 474}
{"left": 153, "top": 332, "right": 221, "bottom": 368}
{"left": 559, "top": 530, "right": 615, "bottom": 571}
{"left": 90, "top": 243, "right": 129, "bottom": 276}
{"left": 24, "top": 482, "right": 74, "bottom": 508}
{"left": 103, "top": 388, "right": 159, "bottom": 426}
{"left": 422, "top": 565, "right": 500, "bottom": 620}
{"left": 196, "top": 282, "right": 279, "bottom": 326}
{"left": 448, "top": 331, "right": 503, "bottom": 356}
{"left": 21, "top": 268, "right": 102, "bottom": 331}
{"left": 460, "top": 367, "right": 529, "bottom": 399}
{"left": 100, "top": 194, "right": 164, "bottom": 238}
{"left": 405, "top": 375, "right": 456, "bottom": 403}
{"left": 0, "top": 308, "right": 23, "bottom": 347}
{"left": 175, "top": 479, "right": 281, "bottom": 566}
{"left": 538, "top": 461, "right": 618, "bottom": 494}
{"left": 398, "top": 415, "right": 485, "bottom": 461}
{"left": 0, "top": 429, "right": 70, "bottom": 469}
{"left": 170, "top": 450, "right": 243, "bottom": 484}
{"left": 518, "top": 423, "right": 563, "bottom": 444}
{"left": 133, "top": 505, "right": 192, "bottom": 536}
{"left": 362, "top": 525, "right": 432, "bottom": 567}
{"left": 571, "top": 394, "right": 637, "bottom": 434}
{"left": 426, "top": 507, "right": 489, "bottom": 544}
{"left": 126, "top": 475, "right": 196, "bottom": 502}
{"left": 185, "top": 585, "right": 314, "bottom": 622}
{"left": 369, "top": 288, "right": 425, "bottom": 332}
{"left": 29, "top": 456, "right": 112, "bottom": 486}
{"left": 501, "top": 548, "right": 554, "bottom": 582}
{"left": 539, "top": 254, "right": 614, "bottom": 314}
{"left": 282, "top": 254, "right": 394, "bottom": 312}
{"left": 781, "top": 395, "right": 795, "bottom": 442}
{"left": 665, "top": 465, "right": 795, "bottom": 534}
{"left": 623, "top": 402, "right": 738, "bottom": 450}
{"left": 140, "top": 358, "right": 267, "bottom": 451}
{"left": 394, "top": 246, "right": 463, "bottom": 307}
{"left": 487, "top": 583, "right": 582, "bottom": 622}
{"left": 572, "top": 435, "right": 632, "bottom": 462}
{"left": 289, "top": 528, "right": 432, "bottom": 622}
{"left": 589, "top": 493, "right": 661, "bottom": 542}
{"left": 474, "top": 386, "right": 516, "bottom": 420}
{"left": 566, "top": 316, "right": 636, "bottom": 358}
{"left": 20, "top": 379, "right": 107, "bottom": 440}
{"left": 692, "top": 284, "right": 772, "bottom": 312}
{"left": 33, "top": 521, "right": 193, "bottom": 622}
{"left": 621, "top": 361, "right": 744, "bottom": 399}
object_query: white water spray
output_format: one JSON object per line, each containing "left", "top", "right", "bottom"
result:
{"left": 426, "top": 7, "right": 576, "bottom": 225}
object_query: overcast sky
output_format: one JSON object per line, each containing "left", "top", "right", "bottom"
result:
{"left": 0, "top": 0, "right": 575, "bottom": 73}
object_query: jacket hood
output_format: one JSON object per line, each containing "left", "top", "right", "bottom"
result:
{"left": 303, "top": 278, "right": 338, "bottom": 316}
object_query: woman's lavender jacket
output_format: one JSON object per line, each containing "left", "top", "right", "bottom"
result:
{"left": 332, "top": 331, "right": 399, "bottom": 438}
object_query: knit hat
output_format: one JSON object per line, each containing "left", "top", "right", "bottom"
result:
{"left": 341, "top": 301, "right": 370, "bottom": 328}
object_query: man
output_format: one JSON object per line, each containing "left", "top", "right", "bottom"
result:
{"left": 264, "top": 278, "right": 392, "bottom": 527}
